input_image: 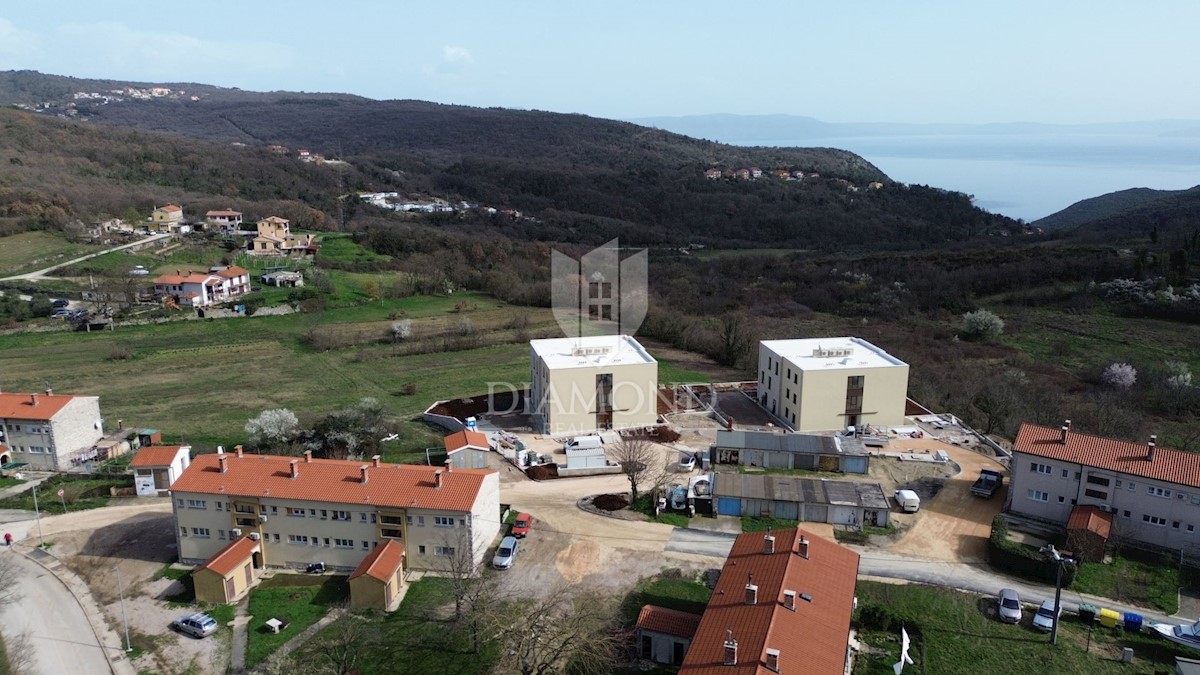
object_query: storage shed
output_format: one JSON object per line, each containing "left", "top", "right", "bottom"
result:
{"left": 349, "top": 540, "right": 406, "bottom": 611}
{"left": 714, "top": 474, "right": 890, "bottom": 528}
{"left": 1066, "top": 505, "right": 1112, "bottom": 563}
{"left": 443, "top": 430, "right": 491, "bottom": 469}
{"left": 130, "top": 445, "right": 191, "bottom": 496}
{"left": 636, "top": 604, "right": 701, "bottom": 666}
{"left": 193, "top": 535, "right": 262, "bottom": 604}
{"left": 711, "top": 429, "right": 868, "bottom": 473}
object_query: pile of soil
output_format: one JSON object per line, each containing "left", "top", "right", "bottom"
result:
{"left": 526, "top": 464, "right": 559, "bottom": 481}
{"left": 620, "top": 426, "right": 682, "bottom": 443}
{"left": 592, "top": 493, "right": 630, "bottom": 511}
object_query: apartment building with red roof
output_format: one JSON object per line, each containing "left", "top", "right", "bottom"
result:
{"left": 170, "top": 448, "right": 500, "bottom": 573}
{"left": 679, "top": 528, "right": 859, "bottom": 675}
{"left": 1011, "top": 421, "right": 1200, "bottom": 550}
{"left": 0, "top": 391, "right": 103, "bottom": 471}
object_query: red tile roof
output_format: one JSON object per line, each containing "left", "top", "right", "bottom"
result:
{"left": 444, "top": 430, "right": 489, "bottom": 454}
{"left": 154, "top": 272, "right": 217, "bottom": 285}
{"left": 171, "top": 452, "right": 494, "bottom": 513}
{"left": 216, "top": 266, "right": 249, "bottom": 279}
{"left": 198, "top": 535, "right": 260, "bottom": 576}
{"left": 206, "top": 210, "right": 242, "bottom": 217}
{"left": 350, "top": 539, "right": 405, "bottom": 582}
{"left": 1014, "top": 423, "right": 1200, "bottom": 489}
{"left": 0, "top": 393, "right": 84, "bottom": 420}
{"left": 1067, "top": 505, "right": 1112, "bottom": 538}
{"left": 679, "top": 528, "right": 859, "bottom": 675}
{"left": 637, "top": 604, "right": 702, "bottom": 639}
{"left": 157, "top": 204, "right": 182, "bottom": 212}
{"left": 130, "top": 445, "right": 188, "bottom": 468}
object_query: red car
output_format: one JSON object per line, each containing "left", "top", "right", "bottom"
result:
{"left": 511, "top": 512, "right": 533, "bottom": 538}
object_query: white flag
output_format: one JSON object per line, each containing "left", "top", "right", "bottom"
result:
{"left": 893, "top": 627, "right": 915, "bottom": 674}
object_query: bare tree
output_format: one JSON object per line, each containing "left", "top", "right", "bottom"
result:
{"left": 294, "top": 610, "right": 373, "bottom": 675}
{"left": 0, "top": 555, "right": 21, "bottom": 608}
{"left": 1, "top": 630, "right": 36, "bottom": 675}
{"left": 489, "top": 585, "right": 625, "bottom": 675}
{"left": 610, "top": 436, "right": 656, "bottom": 504}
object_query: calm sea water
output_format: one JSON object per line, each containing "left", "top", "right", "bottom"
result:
{"left": 755, "top": 135, "right": 1200, "bottom": 222}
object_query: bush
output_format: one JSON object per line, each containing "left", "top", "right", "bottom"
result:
{"left": 988, "top": 515, "right": 1076, "bottom": 586}
{"left": 1101, "top": 362, "right": 1137, "bottom": 389}
{"left": 400, "top": 382, "right": 419, "bottom": 396}
{"left": 960, "top": 309, "right": 1004, "bottom": 341}
{"left": 107, "top": 345, "right": 133, "bottom": 361}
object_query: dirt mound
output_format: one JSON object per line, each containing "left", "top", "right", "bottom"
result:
{"left": 526, "top": 463, "right": 559, "bottom": 481}
{"left": 592, "top": 493, "right": 630, "bottom": 511}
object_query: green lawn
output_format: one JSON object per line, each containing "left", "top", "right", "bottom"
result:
{"left": 854, "top": 581, "right": 1194, "bottom": 674}
{"left": 315, "top": 234, "right": 392, "bottom": 266}
{"left": 656, "top": 359, "right": 716, "bottom": 384}
{"left": 1073, "top": 551, "right": 1183, "bottom": 614}
{"left": 742, "top": 516, "right": 800, "bottom": 532}
{"left": 0, "top": 477, "right": 130, "bottom": 514}
{"left": 0, "top": 231, "right": 105, "bottom": 276}
{"left": 621, "top": 573, "right": 711, "bottom": 622}
{"left": 245, "top": 575, "right": 350, "bottom": 669}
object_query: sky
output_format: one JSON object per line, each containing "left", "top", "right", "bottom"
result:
{"left": 1, "top": 1, "right": 1199, "bottom": 124}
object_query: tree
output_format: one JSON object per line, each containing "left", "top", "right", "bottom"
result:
{"left": 302, "top": 398, "right": 392, "bottom": 460}
{"left": 490, "top": 585, "right": 625, "bottom": 675}
{"left": 610, "top": 436, "right": 656, "bottom": 504}
{"left": 390, "top": 318, "right": 413, "bottom": 343}
{"left": 716, "top": 312, "right": 751, "bottom": 368}
{"left": 960, "top": 309, "right": 1004, "bottom": 341}
{"left": 0, "top": 555, "right": 22, "bottom": 609}
{"left": 361, "top": 278, "right": 382, "bottom": 301}
{"left": 1101, "top": 362, "right": 1137, "bottom": 389}
{"left": 245, "top": 408, "right": 300, "bottom": 450}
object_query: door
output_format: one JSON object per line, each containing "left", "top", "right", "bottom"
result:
{"left": 717, "top": 498, "right": 742, "bottom": 516}
{"left": 774, "top": 501, "right": 799, "bottom": 520}
{"left": 672, "top": 641, "right": 686, "bottom": 664}
{"left": 244, "top": 563, "right": 253, "bottom": 588}
{"left": 224, "top": 577, "right": 235, "bottom": 600}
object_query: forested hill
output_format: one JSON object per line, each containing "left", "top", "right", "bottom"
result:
{"left": 1036, "top": 187, "right": 1188, "bottom": 231}
{"left": 1050, "top": 186, "right": 1200, "bottom": 243}
{"left": 0, "top": 70, "right": 1028, "bottom": 249}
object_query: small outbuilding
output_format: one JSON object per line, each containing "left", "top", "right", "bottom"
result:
{"left": 349, "top": 540, "right": 407, "bottom": 611}
{"left": 1066, "top": 505, "right": 1112, "bottom": 563}
{"left": 714, "top": 474, "right": 890, "bottom": 528}
{"left": 636, "top": 604, "right": 701, "bottom": 666}
{"left": 260, "top": 270, "right": 304, "bottom": 287}
{"left": 193, "top": 535, "right": 263, "bottom": 604}
{"left": 443, "top": 430, "right": 491, "bottom": 469}
{"left": 130, "top": 445, "right": 191, "bottom": 496}
{"left": 711, "top": 429, "right": 868, "bottom": 473}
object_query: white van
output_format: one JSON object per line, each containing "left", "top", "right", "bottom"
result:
{"left": 563, "top": 436, "right": 603, "bottom": 452}
{"left": 894, "top": 489, "right": 921, "bottom": 513}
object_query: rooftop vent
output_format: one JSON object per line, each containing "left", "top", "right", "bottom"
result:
{"left": 1061, "top": 419, "right": 1072, "bottom": 444}
{"left": 797, "top": 536, "right": 809, "bottom": 559}
{"left": 763, "top": 534, "right": 775, "bottom": 555}
{"left": 765, "top": 648, "right": 780, "bottom": 672}
{"left": 1148, "top": 435, "right": 1157, "bottom": 462}
{"left": 783, "top": 589, "right": 796, "bottom": 611}
{"left": 745, "top": 582, "right": 758, "bottom": 605}
{"left": 372, "top": 454, "right": 381, "bottom": 468}
{"left": 723, "top": 630, "right": 738, "bottom": 666}
{"left": 289, "top": 460, "right": 299, "bottom": 479}
{"left": 303, "top": 450, "right": 313, "bottom": 463}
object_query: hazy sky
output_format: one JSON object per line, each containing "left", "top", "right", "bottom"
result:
{"left": 1, "top": 2, "right": 1198, "bottom": 124}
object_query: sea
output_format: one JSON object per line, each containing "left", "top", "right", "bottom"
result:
{"left": 751, "top": 134, "right": 1200, "bottom": 222}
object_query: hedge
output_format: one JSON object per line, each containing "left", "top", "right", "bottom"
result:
{"left": 988, "top": 515, "right": 1077, "bottom": 586}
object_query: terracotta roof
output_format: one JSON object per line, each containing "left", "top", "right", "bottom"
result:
{"left": 1067, "top": 505, "right": 1113, "bottom": 538}
{"left": 679, "top": 528, "right": 859, "bottom": 675}
{"left": 444, "top": 430, "right": 490, "bottom": 454}
{"left": 154, "top": 272, "right": 217, "bottom": 285}
{"left": 637, "top": 604, "right": 702, "bottom": 639}
{"left": 157, "top": 204, "right": 182, "bottom": 212}
{"left": 350, "top": 539, "right": 405, "bottom": 582}
{"left": 1014, "top": 423, "right": 1200, "bottom": 489}
{"left": 198, "top": 535, "right": 260, "bottom": 576}
{"left": 206, "top": 210, "right": 242, "bottom": 217}
{"left": 258, "top": 216, "right": 289, "bottom": 224}
{"left": 130, "top": 445, "right": 188, "bottom": 468}
{"left": 171, "top": 452, "right": 494, "bottom": 512}
{"left": 216, "top": 266, "right": 248, "bottom": 279}
{"left": 0, "top": 393, "right": 85, "bottom": 421}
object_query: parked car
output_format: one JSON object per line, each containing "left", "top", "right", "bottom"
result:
{"left": 678, "top": 454, "right": 696, "bottom": 472}
{"left": 130, "top": 265, "right": 150, "bottom": 276}
{"left": 1031, "top": 599, "right": 1060, "bottom": 632}
{"left": 493, "top": 536, "right": 519, "bottom": 570}
{"left": 997, "top": 588, "right": 1022, "bottom": 624}
{"left": 51, "top": 299, "right": 70, "bottom": 309}
{"left": 172, "top": 612, "right": 218, "bottom": 638}
{"left": 511, "top": 512, "right": 533, "bottom": 538}
{"left": 51, "top": 309, "right": 73, "bottom": 319}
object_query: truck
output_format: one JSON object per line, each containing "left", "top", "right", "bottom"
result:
{"left": 971, "top": 469, "right": 1004, "bottom": 498}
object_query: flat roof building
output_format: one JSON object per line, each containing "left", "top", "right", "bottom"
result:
{"left": 757, "top": 337, "right": 909, "bottom": 432}
{"left": 528, "top": 335, "right": 658, "bottom": 436}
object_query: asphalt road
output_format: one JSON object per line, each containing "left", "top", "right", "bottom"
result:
{"left": 0, "top": 232, "right": 172, "bottom": 282}
{"left": 0, "top": 549, "right": 113, "bottom": 675}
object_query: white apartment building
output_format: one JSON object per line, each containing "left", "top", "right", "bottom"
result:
{"left": 528, "top": 335, "right": 658, "bottom": 436}
{"left": 0, "top": 391, "right": 104, "bottom": 470}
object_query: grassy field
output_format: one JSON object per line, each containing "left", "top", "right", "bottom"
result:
{"left": 620, "top": 573, "right": 711, "bottom": 622}
{"left": 0, "top": 476, "right": 131, "bottom": 514}
{"left": 245, "top": 574, "right": 350, "bottom": 669}
{"left": 854, "top": 581, "right": 1195, "bottom": 674}
{"left": 1073, "top": 551, "right": 1185, "bottom": 614}
{"left": 0, "top": 231, "right": 105, "bottom": 277}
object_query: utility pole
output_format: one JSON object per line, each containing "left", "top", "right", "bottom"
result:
{"left": 1041, "top": 543, "right": 1064, "bottom": 645}
{"left": 32, "top": 484, "right": 45, "bottom": 547}
{"left": 115, "top": 565, "right": 132, "bottom": 652}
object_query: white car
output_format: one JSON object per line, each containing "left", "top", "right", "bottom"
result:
{"left": 172, "top": 612, "right": 218, "bottom": 638}
{"left": 678, "top": 454, "right": 696, "bottom": 472}
{"left": 1031, "top": 599, "right": 1060, "bottom": 632}
{"left": 493, "top": 535, "right": 519, "bottom": 570}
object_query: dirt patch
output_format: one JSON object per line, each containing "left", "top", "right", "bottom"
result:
{"left": 526, "top": 464, "right": 559, "bottom": 480}
{"left": 556, "top": 539, "right": 603, "bottom": 583}
{"left": 592, "top": 494, "right": 630, "bottom": 511}
{"left": 428, "top": 389, "right": 526, "bottom": 418}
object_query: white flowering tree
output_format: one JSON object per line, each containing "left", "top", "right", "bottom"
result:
{"left": 1101, "top": 363, "right": 1137, "bottom": 390}
{"left": 961, "top": 309, "right": 1005, "bottom": 341}
{"left": 245, "top": 408, "right": 300, "bottom": 450}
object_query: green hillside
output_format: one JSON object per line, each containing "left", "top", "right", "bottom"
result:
{"left": 1036, "top": 187, "right": 1187, "bottom": 231}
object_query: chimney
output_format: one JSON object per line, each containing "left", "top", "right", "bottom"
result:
{"left": 434, "top": 469, "right": 443, "bottom": 489}
{"left": 765, "top": 648, "right": 780, "bottom": 672}
{"left": 303, "top": 450, "right": 313, "bottom": 463}
{"left": 763, "top": 534, "right": 775, "bottom": 555}
{"left": 44, "top": 387, "right": 52, "bottom": 396}
{"left": 1061, "top": 419, "right": 1071, "bottom": 444}
{"left": 289, "top": 460, "right": 299, "bottom": 479}
{"left": 797, "top": 536, "right": 809, "bottom": 559}
{"left": 235, "top": 445, "right": 244, "bottom": 458}
{"left": 1148, "top": 435, "right": 1157, "bottom": 462}
{"left": 218, "top": 455, "right": 228, "bottom": 473}
{"left": 29, "top": 393, "right": 37, "bottom": 406}
{"left": 444, "top": 458, "right": 453, "bottom": 473}
{"left": 723, "top": 630, "right": 738, "bottom": 666}
{"left": 783, "top": 589, "right": 796, "bottom": 611}
{"left": 216, "top": 446, "right": 224, "bottom": 454}
{"left": 117, "top": 419, "right": 124, "bottom": 430}
{"left": 745, "top": 575, "right": 758, "bottom": 605}
{"left": 372, "top": 454, "right": 381, "bottom": 468}
{"left": 360, "top": 465, "right": 369, "bottom": 484}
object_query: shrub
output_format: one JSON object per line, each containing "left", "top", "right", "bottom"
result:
{"left": 400, "top": 382, "right": 419, "bottom": 396}
{"left": 107, "top": 345, "right": 133, "bottom": 361}
{"left": 960, "top": 309, "right": 1004, "bottom": 341}
{"left": 1101, "top": 362, "right": 1137, "bottom": 389}
{"left": 987, "top": 515, "right": 1076, "bottom": 586}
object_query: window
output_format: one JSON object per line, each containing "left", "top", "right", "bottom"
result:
{"left": 435, "top": 546, "right": 456, "bottom": 557}
{"left": 1061, "top": 469, "right": 1068, "bottom": 479}
{"left": 1144, "top": 515, "right": 1168, "bottom": 527}
{"left": 272, "top": 533, "right": 281, "bottom": 543}
{"left": 359, "top": 512, "right": 368, "bottom": 522}
{"left": 334, "top": 538, "right": 353, "bottom": 549}
{"left": 1115, "top": 480, "right": 1123, "bottom": 489}
{"left": 418, "top": 545, "right": 426, "bottom": 555}
{"left": 1083, "top": 489, "right": 1108, "bottom": 500}
{"left": 1030, "top": 463, "right": 1052, "bottom": 475}
{"left": 323, "top": 538, "right": 330, "bottom": 547}
{"left": 459, "top": 518, "right": 466, "bottom": 528}
{"left": 216, "top": 502, "right": 223, "bottom": 511}
{"left": 1149, "top": 486, "right": 1171, "bottom": 499}
{"left": 320, "top": 509, "right": 328, "bottom": 518}
{"left": 180, "top": 526, "right": 187, "bottom": 537}
{"left": 177, "top": 499, "right": 185, "bottom": 507}
{"left": 1192, "top": 495, "right": 1200, "bottom": 506}
{"left": 331, "top": 510, "right": 351, "bottom": 522}
{"left": 362, "top": 541, "right": 370, "bottom": 550}
{"left": 187, "top": 499, "right": 207, "bottom": 509}
{"left": 1190, "top": 525, "right": 1196, "bottom": 533}
{"left": 191, "top": 528, "right": 210, "bottom": 538}
{"left": 1086, "top": 475, "right": 1111, "bottom": 487}
{"left": 1128, "top": 482, "right": 1136, "bottom": 491}
{"left": 1122, "top": 510, "right": 1131, "bottom": 518}
{"left": 288, "top": 534, "right": 310, "bottom": 544}
{"left": 219, "top": 530, "right": 226, "bottom": 540}
{"left": 1058, "top": 496, "right": 1065, "bottom": 503}
{"left": 406, "top": 515, "right": 413, "bottom": 526}
{"left": 286, "top": 507, "right": 305, "bottom": 517}
{"left": 309, "top": 508, "right": 317, "bottom": 517}
{"left": 1174, "top": 521, "right": 1181, "bottom": 529}
{"left": 418, "top": 516, "right": 425, "bottom": 527}
{"left": 1027, "top": 490, "right": 1049, "bottom": 502}
{"left": 434, "top": 516, "right": 454, "bottom": 528}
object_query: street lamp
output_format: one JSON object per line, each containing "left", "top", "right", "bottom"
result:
{"left": 114, "top": 565, "right": 132, "bottom": 652}
{"left": 1040, "top": 543, "right": 1065, "bottom": 645}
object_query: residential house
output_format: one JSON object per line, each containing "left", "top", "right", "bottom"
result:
{"left": 678, "top": 528, "right": 859, "bottom": 674}
{"left": 714, "top": 474, "right": 890, "bottom": 528}
{"left": 735, "top": 169, "right": 751, "bottom": 180}
{"left": 444, "top": 430, "right": 491, "bottom": 470}
{"left": 749, "top": 167, "right": 763, "bottom": 179}
{"left": 193, "top": 535, "right": 263, "bottom": 604}
{"left": 153, "top": 266, "right": 251, "bottom": 308}
{"left": 205, "top": 209, "right": 243, "bottom": 230}
{"left": 260, "top": 271, "right": 304, "bottom": 288}
{"left": 868, "top": 181, "right": 884, "bottom": 190}
{"left": 0, "top": 391, "right": 103, "bottom": 471}
{"left": 773, "top": 169, "right": 791, "bottom": 179}
{"left": 349, "top": 539, "right": 407, "bottom": 611}
{"left": 711, "top": 429, "right": 868, "bottom": 473}
{"left": 248, "top": 216, "right": 316, "bottom": 256}
{"left": 150, "top": 204, "right": 185, "bottom": 232}
{"left": 704, "top": 169, "right": 723, "bottom": 180}
{"left": 266, "top": 145, "right": 289, "bottom": 154}
{"left": 758, "top": 337, "right": 910, "bottom": 432}
{"left": 637, "top": 604, "right": 701, "bottom": 666}
{"left": 130, "top": 445, "right": 191, "bottom": 496}
{"left": 528, "top": 335, "right": 658, "bottom": 435}
{"left": 170, "top": 448, "right": 500, "bottom": 573}
{"left": 1010, "top": 422, "right": 1200, "bottom": 551}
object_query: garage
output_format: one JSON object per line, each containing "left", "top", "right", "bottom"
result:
{"left": 713, "top": 473, "right": 889, "bottom": 528}
{"left": 717, "top": 497, "right": 742, "bottom": 516}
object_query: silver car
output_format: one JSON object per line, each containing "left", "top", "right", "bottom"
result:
{"left": 172, "top": 612, "right": 218, "bottom": 638}
{"left": 1031, "top": 599, "right": 1060, "bottom": 631}
{"left": 493, "top": 535, "right": 519, "bottom": 570}
{"left": 997, "top": 588, "right": 1022, "bottom": 624}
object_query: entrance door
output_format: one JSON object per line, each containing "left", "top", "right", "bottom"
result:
{"left": 224, "top": 577, "right": 235, "bottom": 600}
{"left": 244, "top": 563, "right": 253, "bottom": 588}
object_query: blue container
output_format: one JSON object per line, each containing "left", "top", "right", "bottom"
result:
{"left": 1123, "top": 612, "right": 1143, "bottom": 633}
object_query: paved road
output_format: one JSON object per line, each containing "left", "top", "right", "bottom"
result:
{"left": 0, "top": 233, "right": 172, "bottom": 282}
{"left": 0, "top": 549, "right": 113, "bottom": 675}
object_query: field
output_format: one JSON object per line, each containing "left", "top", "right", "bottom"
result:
{"left": 0, "top": 231, "right": 105, "bottom": 276}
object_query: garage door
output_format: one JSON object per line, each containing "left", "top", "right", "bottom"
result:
{"left": 831, "top": 506, "right": 858, "bottom": 526}
{"left": 773, "top": 501, "right": 799, "bottom": 520}
{"left": 803, "top": 504, "right": 828, "bottom": 522}
{"left": 717, "top": 497, "right": 742, "bottom": 516}
{"left": 841, "top": 456, "right": 868, "bottom": 474}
